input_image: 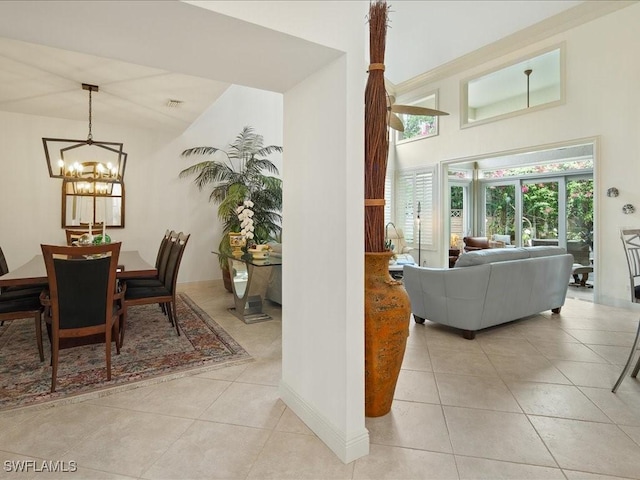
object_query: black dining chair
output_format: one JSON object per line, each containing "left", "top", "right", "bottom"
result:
{"left": 0, "top": 292, "right": 45, "bottom": 362}
{"left": 612, "top": 228, "right": 640, "bottom": 392}
{"left": 124, "top": 232, "right": 190, "bottom": 337}
{"left": 0, "top": 246, "right": 48, "bottom": 296}
{"left": 124, "top": 230, "right": 176, "bottom": 290}
{"left": 39, "top": 242, "right": 125, "bottom": 392}
{"left": 1, "top": 247, "right": 48, "bottom": 340}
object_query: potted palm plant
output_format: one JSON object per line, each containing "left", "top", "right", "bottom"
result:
{"left": 179, "top": 126, "right": 283, "bottom": 291}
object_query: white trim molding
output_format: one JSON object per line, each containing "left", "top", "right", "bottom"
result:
{"left": 279, "top": 380, "right": 370, "bottom": 464}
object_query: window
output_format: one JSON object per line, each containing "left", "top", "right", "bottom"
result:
{"left": 462, "top": 45, "right": 564, "bottom": 127}
{"left": 395, "top": 167, "right": 435, "bottom": 248}
{"left": 396, "top": 92, "right": 440, "bottom": 143}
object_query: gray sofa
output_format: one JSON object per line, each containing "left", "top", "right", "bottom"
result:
{"left": 403, "top": 246, "right": 573, "bottom": 339}
{"left": 265, "top": 242, "right": 282, "bottom": 305}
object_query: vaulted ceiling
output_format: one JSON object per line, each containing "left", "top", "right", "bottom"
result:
{"left": 0, "top": 0, "right": 619, "bottom": 134}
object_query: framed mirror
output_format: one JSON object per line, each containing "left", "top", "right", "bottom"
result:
{"left": 462, "top": 44, "right": 564, "bottom": 127}
{"left": 62, "top": 181, "right": 125, "bottom": 228}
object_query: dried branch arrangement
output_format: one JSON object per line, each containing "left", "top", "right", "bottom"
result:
{"left": 364, "top": 0, "right": 390, "bottom": 253}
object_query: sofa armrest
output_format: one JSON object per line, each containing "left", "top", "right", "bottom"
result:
{"left": 403, "top": 264, "right": 490, "bottom": 330}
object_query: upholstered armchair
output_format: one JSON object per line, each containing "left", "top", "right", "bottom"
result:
{"left": 463, "top": 235, "right": 513, "bottom": 252}
{"left": 463, "top": 236, "right": 490, "bottom": 252}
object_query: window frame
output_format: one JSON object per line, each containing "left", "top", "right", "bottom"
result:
{"left": 395, "top": 90, "right": 442, "bottom": 145}
{"left": 460, "top": 43, "right": 565, "bottom": 129}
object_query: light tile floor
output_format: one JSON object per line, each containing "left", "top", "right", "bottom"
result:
{"left": 1, "top": 281, "right": 640, "bottom": 479}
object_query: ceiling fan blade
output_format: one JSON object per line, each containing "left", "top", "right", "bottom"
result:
{"left": 388, "top": 112, "right": 405, "bottom": 132}
{"left": 391, "top": 104, "right": 450, "bottom": 117}
{"left": 386, "top": 94, "right": 396, "bottom": 107}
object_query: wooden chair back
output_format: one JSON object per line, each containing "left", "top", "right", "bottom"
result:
{"left": 40, "top": 242, "right": 123, "bottom": 392}
{"left": 163, "top": 232, "right": 190, "bottom": 294}
{"left": 155, "top": 230, "right": 174, "bottom": 269}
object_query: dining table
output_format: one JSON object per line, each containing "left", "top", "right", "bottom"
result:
{"left": 0, "top": 250, "right": 157, "bottom": 288}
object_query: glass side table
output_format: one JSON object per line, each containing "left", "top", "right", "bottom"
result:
{"left": 213, "top": 252, "right": 282, "bottom": 324}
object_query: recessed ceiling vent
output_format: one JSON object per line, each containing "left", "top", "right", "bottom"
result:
{"left": 166, "top": 99, "right": 183, "bottom": 108}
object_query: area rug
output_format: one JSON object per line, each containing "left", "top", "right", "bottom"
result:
{"left": 0, "top": 294, "right": 252, "bottom": 411}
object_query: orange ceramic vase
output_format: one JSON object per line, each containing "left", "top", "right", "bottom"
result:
{"left": 364, "top": 251, "right": 411, "bottom": 417}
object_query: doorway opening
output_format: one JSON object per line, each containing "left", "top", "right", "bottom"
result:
{"left": 445, "top": 141, "right": 595, "bottom": 300}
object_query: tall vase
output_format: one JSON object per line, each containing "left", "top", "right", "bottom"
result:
{"left": 364, "top": 251, "right": 411, "bottom": 417}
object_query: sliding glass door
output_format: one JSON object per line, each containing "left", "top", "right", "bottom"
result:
{"left": 483, "top": 182, "right": 517, "bottom": 244}
{"left": 522, "top": 179, "right": 560, "bottom": 247}
{"left": 481, "top": 175, "right": 592, "bottom": 254}
{"left": 566, "top": 177, "right": 594, "bottom": 266}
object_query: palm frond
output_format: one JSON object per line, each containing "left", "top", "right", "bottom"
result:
{"left": 179, "top": 126, "right": 283, "bottom": 258}
{"left": 246, "top": 157, "right": 280, "bottom": 176}
{"left": 180, "top": 146, "right": 225, "bottom": 158}
{"left": 255, "top": 145, "right": 283, "bottom": 157}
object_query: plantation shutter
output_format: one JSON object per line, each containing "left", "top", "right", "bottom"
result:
{"left": 394, "top": 167, "right": 435, "bottom": 248}
{"left": 384, "top": 170, "right": 393, "bottom": 226}
{"left": 395, "top": 171, "right": 415, "bottom": 243}
{"left": 415, "top": 170, "right": 434, "bottom": 247}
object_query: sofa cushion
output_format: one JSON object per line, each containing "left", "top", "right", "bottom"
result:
{"left": 455, "top": 245, "right": 568, "bottom": 267}
{"left": 455, "top": 248, "right": 529, "bottom": 267}
{"left": 525, "top": 246, "right": 567, "bottom": 258}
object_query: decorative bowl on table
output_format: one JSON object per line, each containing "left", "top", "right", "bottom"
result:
{"left": 92, "top": 234, "right": 112, "bottom": 245}
{"left": 248, "top": 245, "right": 271, "bottom": 259}
{"left": 77, "top": 233, "right": 94, "bottom": 246}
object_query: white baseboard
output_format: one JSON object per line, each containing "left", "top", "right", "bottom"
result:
{"left": 279, "top": 380, "right": 369, "bottom": 464}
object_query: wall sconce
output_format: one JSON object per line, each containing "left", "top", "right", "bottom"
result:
{"left": 43, "top": 83, "right": 127, "bottom": 184}
{"left": 607, "top": 187, "right": 619, "bottom": 197}
{"left": 622, "top": 204, "right": 635, "bottom": 214}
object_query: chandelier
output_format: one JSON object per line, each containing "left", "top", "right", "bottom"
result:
{"left": 43, "top": 83, "right": 127, "bottom": 191}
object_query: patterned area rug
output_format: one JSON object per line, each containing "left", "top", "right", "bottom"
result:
{"left": 0, "top": 294, "right": 251, "bottom": 411}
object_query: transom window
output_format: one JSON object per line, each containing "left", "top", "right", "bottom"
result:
{"left": 396, "top": 92, "right": 440, "bottom": 143}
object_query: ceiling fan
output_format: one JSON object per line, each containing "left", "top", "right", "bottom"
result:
{"left": 386, "top": 94, "right": 449, "bottom": 132}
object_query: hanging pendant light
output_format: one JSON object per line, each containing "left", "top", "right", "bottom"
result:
{"left": 524, "top": 68, "right": 533, "bottom": 108}
{"left": 43, "top": 83, "right": 127, "bottom": 184}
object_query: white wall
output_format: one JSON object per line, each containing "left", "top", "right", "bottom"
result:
{"left": 394, "top": 3, "right": 640, "bottom": 307}
{"left": 199, "top": 0, "right": 370, "bottom": 463}
{"left": 0, "top": 85, "right": 283, "bottom": 285}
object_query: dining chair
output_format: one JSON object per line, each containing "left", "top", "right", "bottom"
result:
{"left": 39, "top": 242, "right": 125, "bottom": 392}
{"left": 0, "top": 246, "right": 48, "bottom": 295}
{"left": 65, "top": 229, "right": 91, "bottom": 245}
{"left": 1, "top": 246, "right": 48, "bottom": 338}
{"left": 125, "top": 230, "right": 175, "bottom": 289}
{"left": 0, "top": 292, "right": 45, "bottom": 362}
{"left": 124, "top": 232, "right": 190, "bottom": 337}
{"left": 612, "top": 228, "right": 640, "bottom": 392}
